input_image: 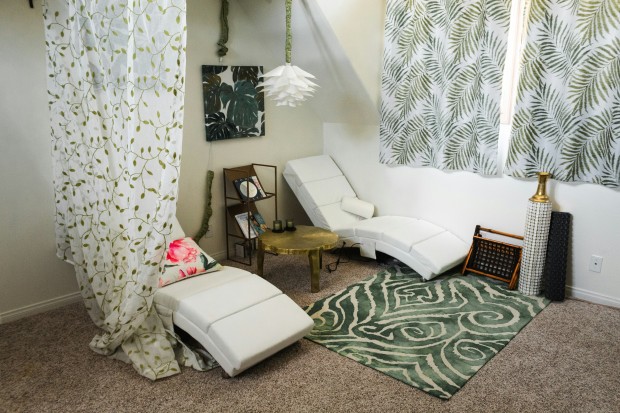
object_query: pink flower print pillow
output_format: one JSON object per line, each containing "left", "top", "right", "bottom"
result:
{"left": 159, "top": 237, "right": 222, "bottom": 288}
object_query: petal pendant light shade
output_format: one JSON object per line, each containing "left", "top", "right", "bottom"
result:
{"left": 258, "top": 0, "right": 317, "bottom": 107}
{"left": 261, "top": 63, "right": 317, "bottom": 107}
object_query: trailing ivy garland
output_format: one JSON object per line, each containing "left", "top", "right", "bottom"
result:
{"left": 217, "top": 0, "right": 229, "bottom": 58}
{"left": 195, "top": 170, "right": 215, "bottom": 241}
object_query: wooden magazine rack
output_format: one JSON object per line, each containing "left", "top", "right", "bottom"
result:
{"left": 223, "top": 164, "right": 277, "bottom": 265}
{"left": 461, "top": 225, "right": 524, "bottom": 290}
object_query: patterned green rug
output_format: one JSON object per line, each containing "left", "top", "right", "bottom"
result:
{"left": 305, "top": 265, "right": 549, "bottom": 399}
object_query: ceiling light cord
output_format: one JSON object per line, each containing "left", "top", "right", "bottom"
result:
{"left": 258, "top": 0, "right": 317, "bottom": 107}
{"left": 285, "top": 0, "right": 292, "bottom": 64}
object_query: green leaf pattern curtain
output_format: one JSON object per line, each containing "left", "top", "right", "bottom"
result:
{"left": 380, "top": 0, "right": 512, "bottom": 174}
{"left": 504, "top": 0, "right": 620, "bottom": 187}
{"left": 43, "top": 0, "right": 194, "bottom": 379}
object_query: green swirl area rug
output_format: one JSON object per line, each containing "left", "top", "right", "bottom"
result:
{"left": 305, "top": 265, "right": 549, "bottom": 399}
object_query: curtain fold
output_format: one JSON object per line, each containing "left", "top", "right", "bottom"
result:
{"left": 380, "top": 0, "right": 512, "bottom": 174}
{"left": 504, "top": 0, "right": 620, "bottom": 187}
{"left": 43, "top": 0, "right": 192, "bottom": 379}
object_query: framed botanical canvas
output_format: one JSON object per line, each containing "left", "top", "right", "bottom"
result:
{"left": 202, "top": 65, "right": 265, "bottom": 141}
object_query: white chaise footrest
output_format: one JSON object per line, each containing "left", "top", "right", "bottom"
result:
{"left": 409, "top": 231, "right": 470, "bottom": 275}
{"left": 209, "top": 295, "right": 314, "bottom": 374}
{"left": 155, "top": 266, "right": 314, "bottom": 377}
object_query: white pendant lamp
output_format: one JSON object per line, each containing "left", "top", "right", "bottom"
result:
{"left": 259, "top": 0, "right": 317, "bottom": 107}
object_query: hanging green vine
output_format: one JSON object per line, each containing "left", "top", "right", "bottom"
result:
{"left": 194, "top": 170, "right": 215, "bottom": 241}
{"left": 217, "top": 0, "right": 229, "bottom": 58}
{"left": 285, "top": 0, "right": 292, "bottom": 63}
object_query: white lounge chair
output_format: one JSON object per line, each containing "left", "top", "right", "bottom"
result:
{"left": 154, "top": 219, "right": 314, "bottom": 377}
{"left": 284, "top": 155, "right": 470, "bottom": 281}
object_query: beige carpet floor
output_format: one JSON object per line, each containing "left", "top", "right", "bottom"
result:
{"left": 1, "top": 251, "right": 619, "bottom": 413}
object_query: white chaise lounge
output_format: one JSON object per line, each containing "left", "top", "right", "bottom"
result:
{"left": 154, "top": 220, "right": 314, "bottom": 377}
{"left": 284, "top": 155, "right": 470, "bottom": 281}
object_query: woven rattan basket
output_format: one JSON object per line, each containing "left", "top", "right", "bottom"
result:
{"left": 461, "top": 225, "right": 524, "bottom": 289}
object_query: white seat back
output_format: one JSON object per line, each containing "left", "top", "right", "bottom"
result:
{"left": 284, "top": 155, "right": 362, "bottom": 231}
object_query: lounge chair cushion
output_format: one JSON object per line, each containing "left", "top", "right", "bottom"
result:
{"left": 156, "top": 261, "right": 314, "bottom": 377}
{"left": 285, "top": 154, "right": 344, "bottom": 185}
{"left": 176, "top": 275, "right": 282, "bottom": 332}
{"left": 381, "top": 219, "right": 444, "bottom": 252}
{"left": 341, "top": 197, "right": 374, "bottom": 219}
{"left": 155, "top": 267, "right": 250, "bottom": 311}
{"left": 410, "top": 231, "right": 471, "bottom": 275}
{"left": 316, "top": 203, "right": 361, "bottom": 235}
{"left": 353, "top": 216, "right": 405, "bottom": 240}
{"left": 302, "top": 176, "right": 356, "bottom": 207}
{"left": 208, "top": 294, "right": 314, "bottom": 374}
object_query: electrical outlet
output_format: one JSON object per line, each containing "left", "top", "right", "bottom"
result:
{"left": 589, "top": 255, "right": 603, "bottom": 273}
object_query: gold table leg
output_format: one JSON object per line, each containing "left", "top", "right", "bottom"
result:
{"left": 308, "top": 249, "right": 320, "bottom": 293}
{"left": 257, "top": 240, "right": 264, "bottom": 277}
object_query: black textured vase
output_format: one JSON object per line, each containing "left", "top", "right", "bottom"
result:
{"left": 543, "top": 212, "right": 572, "bottom": 301}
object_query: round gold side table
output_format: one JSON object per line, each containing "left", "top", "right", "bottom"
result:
{"left": 257, "top": 225, "right": 339, "bottom": 293}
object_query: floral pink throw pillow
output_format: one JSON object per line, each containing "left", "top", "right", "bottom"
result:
{"left": 159, "top": 237, "right": 222, "bottom": 288}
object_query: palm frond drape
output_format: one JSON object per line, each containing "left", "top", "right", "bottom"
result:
{"left": 505, "top": 0, "right": 620, "bottom": 187}
{"left": 380, "top": 0, "right": 512, "bottom": 175}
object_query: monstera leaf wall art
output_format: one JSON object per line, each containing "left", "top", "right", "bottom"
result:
{"left": 202, "top": 65, "right": 265, "bottom": 141}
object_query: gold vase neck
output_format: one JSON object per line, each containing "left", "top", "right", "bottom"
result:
{"left": 530, "top": 172, "right": 551, "bottom": 203}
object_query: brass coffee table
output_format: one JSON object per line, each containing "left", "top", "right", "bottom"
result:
{"left": 257, "top": 225, "right": 339, "bottom": 293}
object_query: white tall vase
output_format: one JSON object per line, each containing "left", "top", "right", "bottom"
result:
{"left": 519, "top": 173, "right": 552, "bottom": 296}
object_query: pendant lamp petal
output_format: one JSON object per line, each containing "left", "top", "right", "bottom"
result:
{"left": 258, "top": 63, "right": 317, "bottom": 107}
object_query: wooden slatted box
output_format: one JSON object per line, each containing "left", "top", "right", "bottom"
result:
{"left": 461, "top": 225, "right": 524, "bottom": 290}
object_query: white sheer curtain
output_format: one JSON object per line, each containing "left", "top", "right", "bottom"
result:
{"left": 43, "top": 0, "right": 193, "bottom": 379}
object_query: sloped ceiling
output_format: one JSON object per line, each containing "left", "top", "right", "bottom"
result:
{"left": 236, "top": 0, "right": 380, "bottom": 124}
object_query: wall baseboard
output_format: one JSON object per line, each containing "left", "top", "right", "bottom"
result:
{"left": 567, "top": 285, "right": 620, "bottom": 308}
{"left": 0, "top": 291, "right": 82, "bottom": 325}
{"left": 211, "top": 250, "right": 227, "bottom": 261}
{"left": 0, "top": 251, "right": 230, "bottom": 325}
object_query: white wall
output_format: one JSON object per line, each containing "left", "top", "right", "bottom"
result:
{"left": 316, "top": 1, "right": 620, "bottom": 307}
{"left": 0, "top": 0, "right": 323, "bottom": 322}
{"left": 314, "top": 0, "right": 385, "bottom": 108}
{"left": 0, "top": 1, "right": 79, "bottom": 322}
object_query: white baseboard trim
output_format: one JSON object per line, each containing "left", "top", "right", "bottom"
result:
{"left": 567, "top": 286, "right": 620, "bottom": 308}
{"left": 0, "top": 252, "right": 231, "bottom": 325}
{"left": 0, "top": 291, "right": 82, "bottom": 325}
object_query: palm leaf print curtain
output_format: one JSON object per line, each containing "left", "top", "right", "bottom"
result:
{"left": 504, "top": 0, "right": 620, "bottom": 187}
{"left": 43, "top": 0, "right": 191, "bottom": 379}
{"left": 380, "top": 0, "right": 512, "bottom": 174}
